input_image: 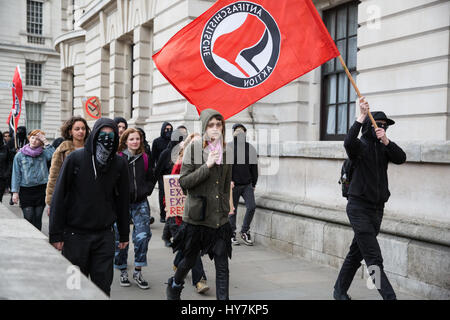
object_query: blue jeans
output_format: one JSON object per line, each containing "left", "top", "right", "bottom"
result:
{"left": 114, "top": 200, "right": 152, "bottom": 269}
{"left": 230, "top": 184, "right": 256, "bottom": 234}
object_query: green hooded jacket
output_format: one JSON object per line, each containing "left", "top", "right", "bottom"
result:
{"left": 179, "top": 109, "right": 232, "bottom": 229}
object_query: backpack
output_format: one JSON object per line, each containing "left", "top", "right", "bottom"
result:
{"left": 339, "top": 158, "right": 358, "bottom": 198}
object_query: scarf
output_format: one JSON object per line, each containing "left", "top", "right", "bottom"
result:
{"left": 95, "top": 132, "right": 115, "bottom": 168}
{"left": 20, "top": 144, "right": 43, "bottom": 157}
{"left": 207, "top": 140, "right": 223, "bottom": 165}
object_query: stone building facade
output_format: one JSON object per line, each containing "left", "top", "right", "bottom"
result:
{"left": 0, "top": 0, "right": 62, "bottom": 138}
{"left": 54, "top": 0, "right": 449, "bottom": 299}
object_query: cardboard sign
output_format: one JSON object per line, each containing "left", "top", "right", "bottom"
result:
{"left": 163, "top": 175, "right": 186, "bottom": 218}
{"left": 83, "top": 96, "right": 101, "bottom": 120}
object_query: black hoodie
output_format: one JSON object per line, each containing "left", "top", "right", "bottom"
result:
{"left": 226, "top": 129, "right": 258, "bottom": 187}
{"left": 49, "top": 118, "right": 130, "bottom": 243}
{"left": 154, "top": 128, "right": 187, "bottom": 180}
{"left": 150, "top": 121, "right": 172, "bottom": 169}
{"left": 344, "top": 119, "right": 406, "bottom": 205}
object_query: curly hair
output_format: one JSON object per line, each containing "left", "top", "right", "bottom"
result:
{"left": 60, "top": 116, "right": 91, "bottom": 141}
{"left": 118, "top": 128, "right": 146, "bottom": 155}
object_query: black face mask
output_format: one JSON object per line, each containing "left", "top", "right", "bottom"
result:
{"left": 164, "top": 129, "right": 172, "bottom": 139}
{"left": 96, "top": 131, "right": 115, "bottom": 166}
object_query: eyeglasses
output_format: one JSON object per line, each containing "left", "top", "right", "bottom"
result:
{"left": 207, "top": 122, "right": 223, "bottom": 129}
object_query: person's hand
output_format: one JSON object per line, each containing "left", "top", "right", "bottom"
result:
{"left": 206, "top": 150, "right": 220, "bottom": 168}
{"left": 231, "top": 181, "right": 235, "bottom": 189}
{"left": 375, "top": 128, "right": 389, "bottom": 145}
{"left": 47, "top": 206, "right": 50, "bottom": 217}
{"left": 12, "top": 192, "right": 19, "bottom": 204}
{"left": 36, "top": 132, "right": 49, "bottom": 146}
{"left": 357, "top": 96, "right": 369, "bottom": 123}
{"left": 52, "top": 242, "right": 64, "bottom": 251}
{"left": 118, "top": 242, "right": 129, "bottom": 250}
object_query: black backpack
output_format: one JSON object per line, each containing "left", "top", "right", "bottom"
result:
{"left": 339, "top": 158, "right": 359, "bottom": 198}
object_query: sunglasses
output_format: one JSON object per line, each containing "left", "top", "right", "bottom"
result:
{"left": 375, "top": 122, "right": 389, "bottom": 130}
{"left": 98, "top": 131, "right": 115, "bottom": 139}
{"left": 207, "top": 122, "right": 223, "bottom": 129}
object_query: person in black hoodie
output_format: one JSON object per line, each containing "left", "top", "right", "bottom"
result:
{"left": 155, "top": 128, "right": 188, "bottom": 247}
{"left": 227, "top": 124, "right": 258, "bottom": 246}
{"left": 114, "top": 117, "right": 128, "bottom": 137}
{"left": 49, "top": 118, "right": 130, "bottom": 296}
{"left": 152, "top": 121, "right": 173, "bottom": 222}
{"left": 333, "top": 97, "right": 406, "bottom": 301}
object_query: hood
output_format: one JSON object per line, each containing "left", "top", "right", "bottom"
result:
{"left": 114, "top": 117, "right": 128, "bottom": 129}
{"left": 160, "top": 121, "right": 173, "bottom": 139}
{"left": 200, "top": 108, "right": 225, "bottom": 138}
{"left": 232, "top": 123, "right": 247, "bottom": 132}
{"left": 84, "top": 118, "right": 119, "bottom": 158}
{"left": 166, "top": 128, "right": 188, "bottom": 151}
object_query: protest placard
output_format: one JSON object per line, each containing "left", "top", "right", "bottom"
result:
{"left": 163, "top": 174, "right": 185, "bottom": 218}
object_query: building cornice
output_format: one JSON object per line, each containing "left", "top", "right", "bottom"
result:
{"left": 0, "top": 42, "right": 59, "bottom": 56}
{"left": 78, "top": 0, "right": 115, "bottom": 29}
{"left": 54, "top": 29, "right": 86, "bottom": 52}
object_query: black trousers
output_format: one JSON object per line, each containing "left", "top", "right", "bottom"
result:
{"left": 0, "top": 178, "right": 7, "bottom": 202}
{"left": 22, "top": 206, "right": 45, "bottom": 231}
{"left": 158, "top": 177, "right": 166, "bottom": 220}
{"left": 334, "top": 198, "right": 396, "bottom": 300}
{"left": 62, "top": 229, "right": 115, "bottom": 296}
{"left": 174, "top": 237, "right": 229, "bottom": 300}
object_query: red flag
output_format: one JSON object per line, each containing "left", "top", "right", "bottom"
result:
{"left": 153, "top": 0, "right": 339, "bottom": 119}
{"left": 7, "top": 66, "right": 23, "bottom": 132}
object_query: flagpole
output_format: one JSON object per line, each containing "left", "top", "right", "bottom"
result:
{"left": 337, "top": 55, "right": 378, "bottom": 129}
{"left": 12, "top": 113, "right": 17, "bottom": 150}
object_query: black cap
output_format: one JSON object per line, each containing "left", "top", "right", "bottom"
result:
{"left": 232, "top": 123, "right": 247, "bottom": 132}
{"left": 371, "top": 111, "right": 395, "bottom": 126}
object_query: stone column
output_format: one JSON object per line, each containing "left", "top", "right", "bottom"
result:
{"left": 109, "top": 39, "right": 125, "bottom": 118}
{"left": 129, "top": 25, "right": 152, "bottom": 127}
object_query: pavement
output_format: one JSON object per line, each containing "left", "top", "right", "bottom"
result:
{"left": 4, "top": 198, "right": 420, "bottom": 300}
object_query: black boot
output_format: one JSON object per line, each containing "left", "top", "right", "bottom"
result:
{"left": 166, "top": 277, "right": 184, "bottom": 300}
{"left": 333, "top": 289, "right": 352, "bottom": 300}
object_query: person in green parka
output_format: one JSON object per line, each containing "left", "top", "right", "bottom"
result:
{"left": 166, "top": 108, "right": 232, "bottom": 300}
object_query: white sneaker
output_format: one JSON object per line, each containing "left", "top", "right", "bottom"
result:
{"left": 240, "top": 232, "right": 253, "bottom": 246}
{"left": 231, "top": 233, "right": 240, "bottom": 246}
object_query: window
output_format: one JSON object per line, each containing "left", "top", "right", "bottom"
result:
{"left": 27, "top": 0, "right": 44, "bottom": 44}
{"left": 321, "top": 1, "right": 358, "bottom": 141}
{"left": 26, "top": 62, "right": 42, "bottom": 86}
{"left": 26, "top": 102, "right": 42, "bottom": 131}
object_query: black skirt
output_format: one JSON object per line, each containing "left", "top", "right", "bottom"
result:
{"left": 172, "top": 222, "right": 233, "bottom": 260}
{"left": 19, "top": 184, "right": 46, "bottom": 208}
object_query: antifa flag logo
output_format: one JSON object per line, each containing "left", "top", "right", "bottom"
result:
{"left": 201, "top": 2, "right": 281, "bottom": 89}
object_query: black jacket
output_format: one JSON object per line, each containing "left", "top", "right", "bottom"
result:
{"left": 0, "top": 139, "right": 12, "bottom": 180}
{"left": 119, "top": 151, "right": 155, "bottom": 204}
{"left": 344, "top": 120, "right": 406, "bottom": 205}
{"left": 227, "top": 135, "right": 258, "bottom": 187}
{"left": 150, "top": 121, "right": 172, "bottom": 169}
{"left": 49, "top": 118, "right": 130, "bottom": 243}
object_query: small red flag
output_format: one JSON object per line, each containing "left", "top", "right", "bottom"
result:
{"left": 153, "top": 0, "right": 339, "bottom": 119}
{"left": 7, "top": 66, "right": 23, "bottom": 132}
